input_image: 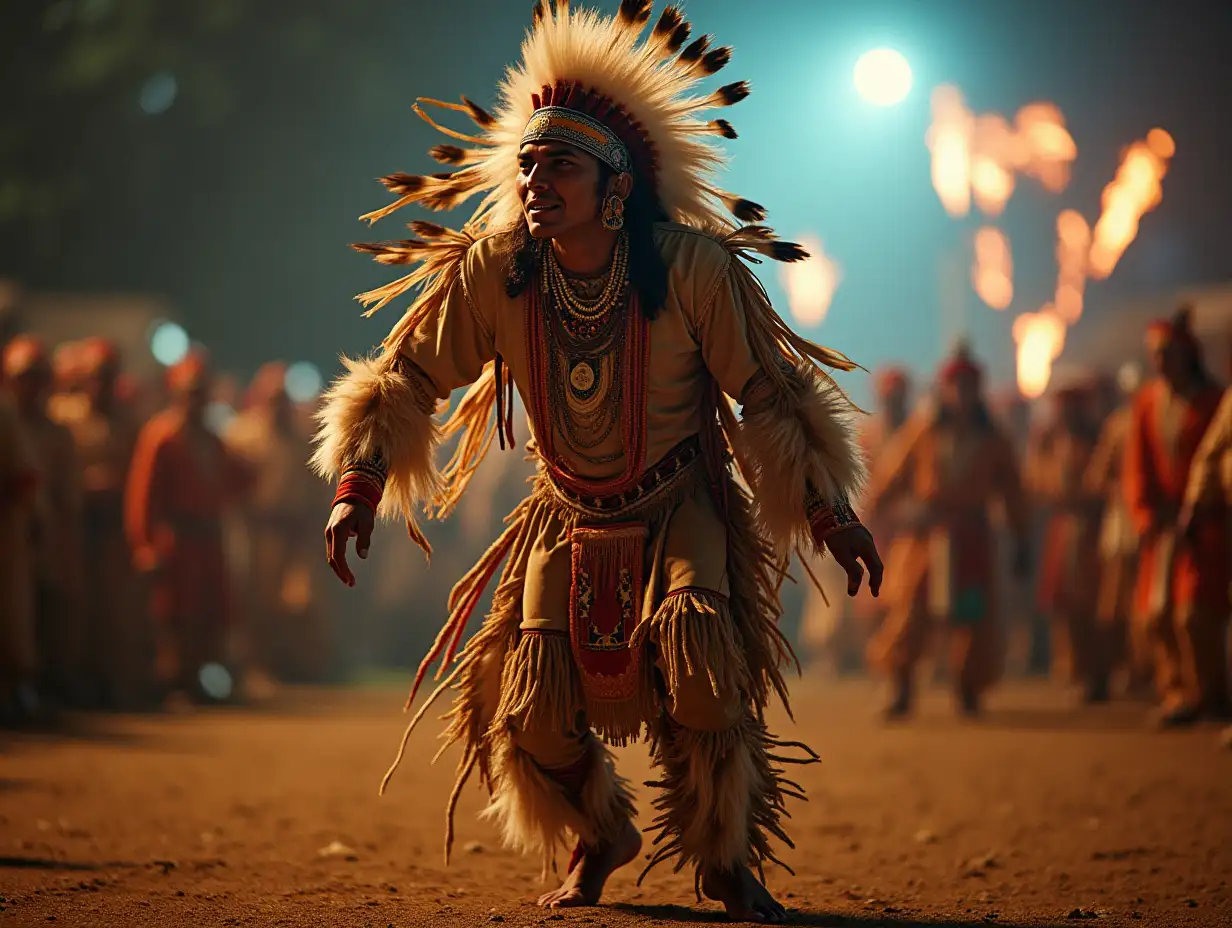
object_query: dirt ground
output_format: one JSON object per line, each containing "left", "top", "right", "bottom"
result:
{"left": 1, "top": 678, "right": 1230, "bottom": 927}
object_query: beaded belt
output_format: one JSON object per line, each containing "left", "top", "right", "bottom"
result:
{"left": 542, "top": 435, "right": 705, "bottom": 519}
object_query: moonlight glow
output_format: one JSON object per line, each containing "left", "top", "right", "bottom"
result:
{"left": 853, "top": 48, "right": 913, "bottom": 107}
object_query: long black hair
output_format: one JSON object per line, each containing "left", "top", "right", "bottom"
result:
{"left": 503, "top": 161, "right": 670, "bottom": 321}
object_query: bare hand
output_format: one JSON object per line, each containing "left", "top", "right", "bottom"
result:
{"left": 325, "top": 501, "right": 375, "bottom": 588}
{"left": 824, "top": 525, "right": 884, "bottom": 598}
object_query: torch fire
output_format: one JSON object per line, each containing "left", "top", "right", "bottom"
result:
{"left": 1012, "top": 309, "right": 1067, "bottom": 399}
{"left": 1088, "top": 128, "right": 1174, "bottom": 280}
{"left": 927, "top": 87, "right": 1078, "bottom": 219}
{"left": 972, "top": 226, "right": 1014, "bottom": 311}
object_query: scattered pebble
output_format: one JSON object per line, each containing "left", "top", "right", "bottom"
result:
{"left": 914, "top": 829, "right": 938, "bottom": 844}
{"left": 316, "top": 841, "right": 358, "bottom": 862}
{"left": 464, "top": 840, "right": 486, "bottom": 854}
{"left": 1067, "top": 907, "right": 1099, "bottom": 919}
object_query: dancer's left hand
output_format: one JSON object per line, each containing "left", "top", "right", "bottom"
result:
{"left": 823, "top": 525, "right": 884, "bottom": 598}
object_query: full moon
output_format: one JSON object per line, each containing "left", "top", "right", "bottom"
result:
{"left": 853, "top": 48, "right": 913, "bottom": 107}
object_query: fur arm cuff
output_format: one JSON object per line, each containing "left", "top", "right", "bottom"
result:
{"left": 312, "top": 355, "right": 442, "bottom": 547}
{"left": 736, "top": 361, "right": 866, "bottom": 554}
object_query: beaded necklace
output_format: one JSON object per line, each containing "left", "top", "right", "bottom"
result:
{"left": 540, "top": 234, "right": 631, "bottom": 465}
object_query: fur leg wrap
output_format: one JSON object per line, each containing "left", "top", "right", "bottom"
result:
{"left": 311, "top": 355, "right": 441, "bottom": 529}
{"left": 482, "top": 727, "right": 636, "bottom": 879}
{"left": 481, "top": 629, "right": 636, "bottom": 877}
{"left": 736, "top": 360, "right": 866, "bottom": 555}
{"left": 640, "top": 710, "right": 817, "bottom": 882}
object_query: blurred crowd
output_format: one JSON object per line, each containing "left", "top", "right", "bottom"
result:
{"left": 0, "top": 311, "right": 336, "bottom": 725}
{"left": 5, "top": 296, "right": 1232, "bottom": 741}
{"left": 803, "top": 303, "right": 1232, "bottom": 736}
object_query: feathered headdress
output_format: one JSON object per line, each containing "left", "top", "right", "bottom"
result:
{"left": 341, "top": 0, "right": 843, "bottom": 522}
{"left": 353, "top": 0, "right": 793, "bottom": 316}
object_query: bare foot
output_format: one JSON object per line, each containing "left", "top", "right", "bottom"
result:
{"left": 701, "top": 865, "right": 787, "bottom": 923}
{"left": 536, "top": 818, "right": 641, "bottom": 909}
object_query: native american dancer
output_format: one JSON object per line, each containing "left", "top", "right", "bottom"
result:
{"left": 314, "top": 4, "right": 881, "bottom": 922}
{"left": 1124, "top": 309, "right": 1228, "bottom": 726}
{"left": 864, "top": 344, "right": 1029, "bottom": 718}
{"left": 0, "top": 386, "right": 40, "bottom": 723}
{"left": 225, "top": 362, "right": 330, "bottom": 684}
{"left": 1181, "top": 381, "right": 1232, "bottom": 753}
{"left": 125, "top": 350, "right": 250, "bottom": 707}
{"left": 51, "top": 338, "right": 146, "bottom": 708}
{"left": 2, "top": 336, "right": 86, "bottom": 709}
{"left": 1025, "top": 379, "right": 1107, "bottom": 702}
{"left": 1084, "top": 362, "right": 1151, "bottom": 695}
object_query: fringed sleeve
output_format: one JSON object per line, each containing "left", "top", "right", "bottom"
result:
{"left": 689, "top": 239, "right": 866, "bottom": 557}
{"left": 312, "top": 245, "right": 496, "bottom": 555}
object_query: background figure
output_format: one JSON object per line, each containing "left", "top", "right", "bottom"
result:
{"left": 1026, "top": 379, "right": 1108, "bottom": 702}
{"left": 125, "top": 349, "right": 249, "bottom": 708}
{"left": 801, "top": 366, "right": 913, "bottom": 674}
{"left": 990, "top": 388, "right": 1049, "bottom": 677}
{"left": 1125, "top": 308, "right": 1229, "bottom": 726}
{"left": 1085, "top": 362, "right": 1152, "bottom": 697}
{"left": 0, "top": 380, "right": 41, "bottom": 723}
{"left": 224, "top": 362, "right": 330, "bottom": 687}
{"left": 2, "top": 336, "right": 86, "bottom": 710}
{"left": 54, "top": 337, "right": 147, "bottom": 709}
{"left": 865, "top": 343, "right": 1030, "bottom": 718}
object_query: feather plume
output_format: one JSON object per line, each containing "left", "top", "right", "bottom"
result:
{"left": 707, "top": 119, "right": 737, "bottom": 139}
{"left": 700, "top": 46, "right": 732, "bottom": 75}
{"left": 704, "top": 81, "right": 751, "bottom": 108}
{"left": 430, "top": 144, "right": 470, "bottom": 164}
{"left": 461, "top": 96, "right": 496, "bottom": 127}
{"left": 653, "top": 5, "right": 683, "bottom": 41}
{"left": 380, "top": 173, "right": 425, "bottom": 196}
{"left": 351, "top": 239, "right": 429, "bottom": 266}
{"left": 720, "top": 193, "right": 767, "bottom": 223}
{"left": 618, "top": 0, "right": 653, "bottom": 32}
{"left": 677, "top": 35, "right": 711, "bottom": 68}
{"left": 408, "top": 220, "right": 448, "bottom": 239}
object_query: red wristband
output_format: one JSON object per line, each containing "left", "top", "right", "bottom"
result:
{"left": 807, "top": 496, "right": 862, "bottom": 544}
{"left": 334, "top": 473, "right": 383, "bottom": 512}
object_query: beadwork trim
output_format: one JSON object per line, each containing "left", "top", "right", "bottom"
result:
{"left": 522, "top": 106, "right": 632, "bottom": 174}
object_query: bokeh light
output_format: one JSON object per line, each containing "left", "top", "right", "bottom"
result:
{"left": 204, "top": 401, "right": 236, "bottom": 437}
{"left": 149, "top": 321, "right": 190, "bottom": 366}
{"left": 284, "top": 361, "right": 323, "bottom": 403}
{"left": 198, "top": 663, "right": 234, "bottom": 702}
{"left": 853, "top": 48, "right": 913, "bottom": 107}
{"left": 139, "top": 72, "right": 178, "bottom": 116}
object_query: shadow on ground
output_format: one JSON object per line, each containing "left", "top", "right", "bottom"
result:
{"left": 612, "top": 902, "right": 1047, "bottom": 927}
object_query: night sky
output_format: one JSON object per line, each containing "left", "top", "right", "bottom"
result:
{"left": 7, "top": 0, "right": 1232, "bottom": 404}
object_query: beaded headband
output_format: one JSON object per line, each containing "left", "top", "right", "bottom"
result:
{"left": 521, "top": 106, "right": 632, "bottom": 174}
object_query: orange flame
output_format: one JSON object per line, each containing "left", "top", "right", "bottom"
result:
{"left": 1088, "top": 129, "right": 1173, "bottom": 280}
{"left": 782, "top": 235, "right": 841, "bottom": 327}
{"left": 1012, "top": 308, "right": 1067, "bottom": 398}
{"left": 1014, "top": 103, "right": 1078, "bottom": 194}
{"left": 1053, "top": 209, "right": 1091, "bottom": 323}
{"left": 928, "top": 92, "right": 1078, "bottom": 218}
{"left": 972, "top": 226, "right": 1013, "bottom": 310}
{"left": 926, "top": 86, "right": 974, "bottom": 218}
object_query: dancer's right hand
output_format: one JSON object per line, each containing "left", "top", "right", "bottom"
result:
{"left": 325, "top": 501, "right": 375, "bottom": 588}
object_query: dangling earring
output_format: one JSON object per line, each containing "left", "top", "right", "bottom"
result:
{"left": 601, "top": 194, "right": 625, "bottom": 231}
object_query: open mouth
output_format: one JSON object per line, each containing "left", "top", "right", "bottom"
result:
{"left": 528, "top": 203, "right": 561, "bottom": 216}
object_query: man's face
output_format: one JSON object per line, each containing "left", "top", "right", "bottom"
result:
{"left": 942, "top": 375, "right": 980, "bottom": 416}
{"left": 517, "top": 142, "right": 604, "bottom": 240}
{"left": 1158, "top": 341, "right": 1192, "bottom": 385}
